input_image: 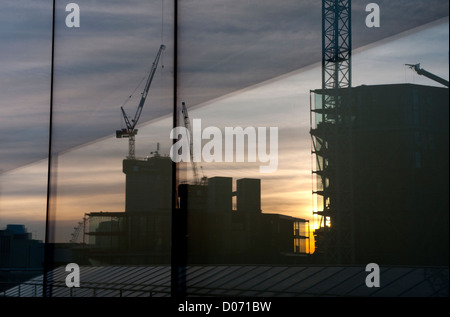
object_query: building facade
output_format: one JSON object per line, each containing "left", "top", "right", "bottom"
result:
{"left": 310, "top": 84, "right": 449, "bottom": 265}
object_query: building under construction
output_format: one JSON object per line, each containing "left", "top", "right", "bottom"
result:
{"left": 310, "top": 83, "right": 449, "bottom": 265}
{"left": 79, "top": 155, "right": 310, "bottom": 265}
{"left": 310, "top": 0, "right": 448, "bottom": 266}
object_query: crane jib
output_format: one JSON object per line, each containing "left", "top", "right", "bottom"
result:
{"left": 117, "top": 44, "right": 165, "bottom": 159}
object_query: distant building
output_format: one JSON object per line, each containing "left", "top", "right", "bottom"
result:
{"left": 122, "top": 155, "right": 172, "bottom": 213}
{"left": 0, "top": 224, "right": 44, "bottom": 268}
{"left": 82, "top": 156, "right": 310, "bottom": 265}
{"left": 0, "top": 225, "right": 45, "bottom": 293}
{"left": 178, "top": 177, "right": 310, "bottom": 264}
{"left": 310, "top": 83, "right": 449, "bottom": 265}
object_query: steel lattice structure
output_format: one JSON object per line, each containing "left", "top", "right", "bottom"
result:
{"left": 322, "top": 0, "right": 351, "bottom": 91}
{"left": 311, "top": 0, "right": 354, "bottom": 264}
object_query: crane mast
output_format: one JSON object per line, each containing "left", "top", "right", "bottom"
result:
{"left": 311, "top": 0, "right": 354, "bottom": 264}
{"left": 116, "top": 44, "right": 166, "bottom": 159}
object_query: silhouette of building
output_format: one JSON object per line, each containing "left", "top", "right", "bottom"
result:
{"left": 123, "top": 155, "right": 172, "bottom": 213}
{"left": 0, "top": 225, "right": 44, "bottom": 292}
{"left": 178, "top": 177, "right": 310, "bottom": 264}
{"left": 81, "top": 156, "right": 310, "bottom": 265}
{"left": 310, "top": 83, "right": 449, "bottom": 265}
{"left": 0, "top": 225, "right": 44, "bottom": 268}
{"left": 82, "top": 155, "right": 173, "bottom": 264}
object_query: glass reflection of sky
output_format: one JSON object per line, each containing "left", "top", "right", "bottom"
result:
{"left": 0, "top": 19, "right": 448, "bottom": 244}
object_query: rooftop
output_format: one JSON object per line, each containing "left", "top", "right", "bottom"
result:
{"left": 2, "top": 265, "right": 447, "bottom": 297}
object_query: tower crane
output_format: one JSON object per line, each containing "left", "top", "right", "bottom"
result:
{"left": 181, "top": 101, "right": 207, "bottom": 185}
{"left": 405, "top": 63, "right": 449, "bottom": 88}
{"left": 116, "top": 44, "right": 166, "bottom": 159}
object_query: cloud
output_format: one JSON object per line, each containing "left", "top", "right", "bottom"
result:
{"left": 178, "top": 0, "right": 449, "bottom": 105}
{"left": 0, "top": 0, "right": 175, "bottom": 172}
{"left": 1, "top": 18, "right": 448, "bottom": 243}
{"left": 1, "top": 0, "right": 448, "bottom": 173}
{"left": 1, "top": 1, "right": 449, "bottom": 244}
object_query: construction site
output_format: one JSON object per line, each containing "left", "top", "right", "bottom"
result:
{"left": 310, "top": 0, "right": 448, "bottom": 266}
{"left": 1, "top": 0, "right": 448, "bottom": 298}
{"left": 71, "top": 0, "right": 448, "bottom": 278}
{"left": 79, "top": 163, "right": 310, "bottom": 265}
{"left": 311, "top": 84, "right": 448, "bottom": 265}
{"left": 68, "top": 45, "right": 311, "bottom": 265}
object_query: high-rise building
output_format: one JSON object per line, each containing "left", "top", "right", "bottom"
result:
{"left": 122, "top": 155, "right": 172, "bottom": 213}
{"left": 310, "top": 83, "right": 449, "bottom": 265}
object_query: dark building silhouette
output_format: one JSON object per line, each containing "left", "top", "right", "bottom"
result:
{"left": 178, "top": 177, "right": 309, "bottom": 264}
{"left": 82, "top": 156, "right": 310, "bottom": 265}
{"left": 123, "top": 155, "right": 172, "bottom": 213}
{"left": 236, "top": 178, "right": 261, "bottom": 213}
{"left": 0, "top": 225, "right": 44, "bottom": 268}
{"left": 310, "top": 83, "right": 449, "bottom": 265}
{"left": 0, "top": 225, "right": 44, "bottom": 292}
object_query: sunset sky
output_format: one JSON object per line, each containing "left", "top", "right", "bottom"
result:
{"left": 0, "top": 1, "right": 448, "bottom": 245}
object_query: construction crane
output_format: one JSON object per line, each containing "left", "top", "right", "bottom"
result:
{"left": 181, "top": 101, "right": 207, "bottom": 185}
{"left": 116, "top": 44, "right": 166, "bottom": 159}
{"left": 405, "top": 63, "right": 449, "bottom": 88}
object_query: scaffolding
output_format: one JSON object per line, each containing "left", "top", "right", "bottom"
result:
{"left": 84, "top": 212, "right": 127, "bottom": 249}
{"left": 310, "top": 88, "right": 355, "bottom": 264}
